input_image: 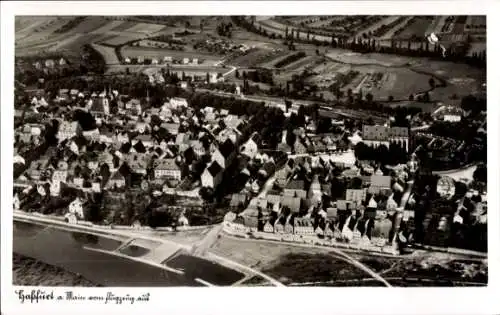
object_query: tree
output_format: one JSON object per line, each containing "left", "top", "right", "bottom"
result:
{"left": 409, "top": 94, "right": 414, "bottom": 101}
{"left": 429, "top": 78, "right": 436, "bottom": 89}
{"left": 366, "top": 93, "right": 374, "bottom": 103}
{"left": 473, "top": 164, "right": 487, "bottom": 183}
{"left": 235, "top": 69, "right": 240, "bottom": 79}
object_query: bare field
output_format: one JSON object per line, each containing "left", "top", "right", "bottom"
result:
{"left": 210, "top": 235, "right": 333, "bottom": 268}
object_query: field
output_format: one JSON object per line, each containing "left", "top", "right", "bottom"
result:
{"left": 13, "top": 253, "right": 97, "bottom": 286}
{"left": 120, "top": 46, "right": 222, "bottom": 65}
{"left": 394, "top": 17, "right": 434, "bottom": 40}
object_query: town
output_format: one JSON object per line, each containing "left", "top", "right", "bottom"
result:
{"left": 12, "top": 15, "right": 487, "bottom": 287}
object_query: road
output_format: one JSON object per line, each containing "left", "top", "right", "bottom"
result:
{"left": 432, "top": 163, "right": 478, "bottom": 182}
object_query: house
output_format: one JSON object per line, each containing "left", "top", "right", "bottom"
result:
{"left": 308, "top": 175, "right": 322, "bottom": 207}
{"left": 125, "top": 153, "right": 150, "bottom": 175}
{"left": 169, "top": 97, "right": 188, "bottom": 108}
{"left": 217, "top": 127, "right": 242, "bottom": 145}
{"left": 57, "top": 121, "right": 82, "bottom": 143}
{"left": 258, "top": 161, "right": 276, "bottom": 179}
{"left": 294, "top": 217, "right": 314, "bottom": 235}
{"left": 371, "top": 217, "right": 393, "bottom": 246}
{"left": 13, "top": 194, "right": 20, "bottom": 210}
{"left": 154, "top": 159, "right": 182, "bottom": 180}
{"left": 82, "top": 128, "right": 101, "bottom": 142}
{"left": 284, "top": 215, "right": 294, "bottom": 234}
{"left": 161, "top": 122, "right": 180, "bottom": 135}
{"left": 212, "top": 139, "right": 236, "bottom": 169}
{"left": 275, "top": 162, "right": 293, "bottom": 187}
{"left": 68, "top": 197, "right": 84, "bottom": 219}
{"left": 281, "top": 196, "right": 302, "bottom": 213}
{"left": 224, "top": 211, "right": 237, "bottom": 222}
{"left": 274, "top": 217, "right": 285, "bottom": 233}
{"left": 230, "top": 193, "right": 248, "bottom": 211}
{"left": 106, "top": 171, "right": 126, "bottom": 189}
{"left": 345, "top": 188, "right": 367, "bottom": 206}
{"left": 368, "top": 175, "right": 391, "bottom": 195}
{"left": 284, "top": 180, "right": 307, "bottom": 199}
{"left": 189, "top": 140, "right": 206, "bottom": 157}
{"left": 264, "top": 219, "right": 275, "bottom": 233}
{"left": 133, "top": 135, "right": 155, "bottom": 148}
{"left": 52, "top": 170, "right": 68, "bottom": 183}
{"left": 241, "top": 133, "right": 260, "bottom": 159}
{"left": 201, "top": 161, "right": 223, "bottom": 188}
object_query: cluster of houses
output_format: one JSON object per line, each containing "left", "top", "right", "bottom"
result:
{"left": 123, "top": 55, "right": 202, "bottom": 66}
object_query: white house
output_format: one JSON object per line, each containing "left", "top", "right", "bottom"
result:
{"left": 241, "top": 133, "right": 260, "bottom": 159}
{"left": 13, "top": 194, "right": 20, "bottom": 210}
{"left": 154, "top": 159, "right": 182, "bottom": 180}
{"left": 68, "top": 197, "right": 84, "bottom": 219}
{"left": 57, "top": 121, "right": 82, "bottom": 143}
{"left": 201, "top": 161, "right": 223, "bottom": 188}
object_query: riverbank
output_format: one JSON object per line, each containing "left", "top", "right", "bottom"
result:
{"left": 13, "top": 253, "right": 97, "bottom": 287}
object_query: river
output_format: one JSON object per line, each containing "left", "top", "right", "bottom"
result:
{"left": 13, "top": 220, "right": 244, "bottom": 286}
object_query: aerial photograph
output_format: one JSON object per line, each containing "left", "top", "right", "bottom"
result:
{"left": 13, "top": 15, "right": 487, "bottom": 287}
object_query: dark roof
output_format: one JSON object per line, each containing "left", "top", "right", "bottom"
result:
{"left": 120, "top": 142, "right": 132, "bottom": 154}
{"left": 286, "top": 180, "right": 305, "bottom": 190}
{"left": 133, "top": 141, "right": 146, "bottom": 153}
{"left": 219, "top": 138, "right": 235, "bottom": 158}
{"left": 207, "top": 161, "right": 222, "bottom": 176}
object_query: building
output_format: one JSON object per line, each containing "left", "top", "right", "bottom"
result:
{"left": 283, "top": 180, "right": 307, "bottom": 199}
{"left": 345, "top": 189, "right": 367, "bottom": 206}
{"left": 68, "top": 197, "right": 84, "bottom": 219}
{"left": 362, "top": 125, "right": 409, "bottom": 151}
{"left": 307, "top": 175, "right": 322, "bottom": 207}
{"left": 241, "top": 133, "right": 260, "bottom": 159}
{"left": 57, "top": 121, "right": 82, "bottom": 143}
{"left": 154, "top": 159, "right": 182, "bottom": 180}
{"left": 212, "top": 139, "right": 236, "bottom": 169}
{"left": 369, "top": 175, "right": 392, "bottom": 195}
{"left": 201, "top": 161, "right": 223, "bottom": 188}
{"left": 294, "top": 217, "right": 314, "bottom": 235}
{"left": 106, "top": 171, "right": 126, "bottom": 189}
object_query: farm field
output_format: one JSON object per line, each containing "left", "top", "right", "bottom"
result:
{"left": 394, "top": 17, "right": 434, "bottom": 40}
{"left": 353, "top": 16, "right": 399, "bottom": 39}
{"left": 91, "top": 43, "right": 120, "bottom": 65}
{"left": 121, "top": 46, "right": 222, "bottom": 65}
{"left": 379, "top": 16, "right": 413, "bottom": 40}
